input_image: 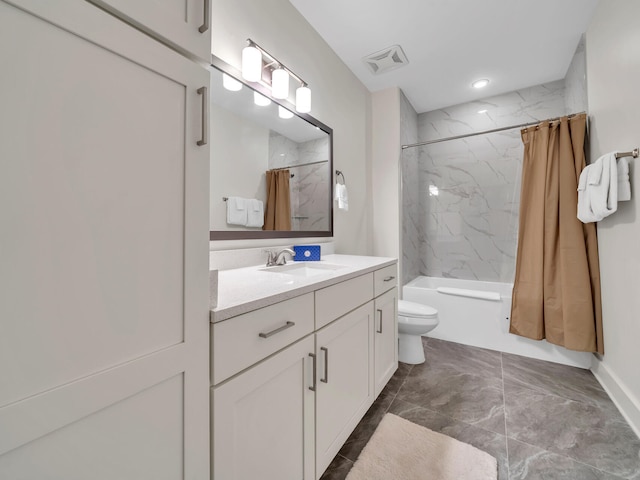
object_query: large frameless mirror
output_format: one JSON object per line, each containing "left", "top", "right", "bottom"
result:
{"left": 208, "top": 56, "right": 333, "bottom": 240}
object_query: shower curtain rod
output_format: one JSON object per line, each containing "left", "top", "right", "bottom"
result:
{"left": 401, "top": 112, "right": 587, "bottom": 150}
{"left": 271, "top": 159, "right": 328, "bottom": 171}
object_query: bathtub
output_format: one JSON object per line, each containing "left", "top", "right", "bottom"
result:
{"left": 403, "top": 276, "right": 592, "bottom": 368}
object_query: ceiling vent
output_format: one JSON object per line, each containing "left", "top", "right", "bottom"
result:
{"left": 362, "top": 45, "right": 409, "bottom": 75}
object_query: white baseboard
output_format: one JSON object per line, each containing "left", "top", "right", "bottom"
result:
{"left": 590, "top": 358, "right": 640, "bottom": 439}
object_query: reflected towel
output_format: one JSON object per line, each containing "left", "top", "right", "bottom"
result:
{"left": 246, "top": 199, "right": 264, "bottom": 228}
{"left": 577, "top": 152, "right": 618, "bottom": 223}
{"left": 226, "top": 196, "right": 247, "bottom": 226}
{"left": 617, "top": 157, "right": 631, "bottom": 201}
{"left": 335, "top": 183, "right": 349, "bottom": 211}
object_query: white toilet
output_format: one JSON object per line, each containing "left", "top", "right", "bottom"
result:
{"left": 398, "top": 300, "right": 439, "bottom": 364}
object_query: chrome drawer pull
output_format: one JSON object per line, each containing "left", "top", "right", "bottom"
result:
{"left": 258, "top": 321, "right": 295, "bottom": 338}
{"left": 383, "top": 276, "right": 396, "bottom": 282}
{"left": 309, "top": 353, "right": 317, "bottom": 391}
{"left": 320, "top": 347, "right": 329, "bottom": 383}
{"left": 197, "top": 86, "right": 208, "bottom": 146}
{"left": 377, "top": 309, "right": 383, "bottom": 334}
{"left": 198, "top": 0, "right": 210, "bottom": 33}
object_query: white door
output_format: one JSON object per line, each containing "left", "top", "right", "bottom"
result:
{"left": 213, "top": 336, "right": 316, "bottom": 480}
{"left": 315, "top": 302, "right": 374, "bottom": 478}
{"left": 87, "top": 0, "right": 212, "bottom": 61}
{"left": 374, "top": 288, "right": 398, "bottom": 397}
{"left": 0, "top": 2, "right": 210, "bottom": 478}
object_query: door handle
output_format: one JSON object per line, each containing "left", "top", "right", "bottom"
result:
{"left": 308, "top": 353, "right": 316, "bottom": 391}
{"left": 376, "top": 309, "right": 383, "bottom": 334}
{"left": 198, "top": 0, "right": 210, "bottom": 33}
{"left": 197, "top": 86, "right": 208, "bottom": 146}
{"left": 320, "top": 347, "right": 329, "bottom": 383}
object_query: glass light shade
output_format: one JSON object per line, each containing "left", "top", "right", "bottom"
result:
{"left": 295, "top": 86, "right": 311, "bottom": 113}
{"left": 222, "top": 73, "right": 242, "bottom": 91}
{"left": 278, "top": 106, "right": 294, "bottom": 119}
{"left": 271, "top": 68, "right": 290, "bottom": 99}
{"left": 241, "top": 46, "right": 262, "bottom": 82}
{"left": 472, "top": 78, "right": 490, "bottom": 89}
{"left": 253, "top": 91, "right": 271, "bottom": 106}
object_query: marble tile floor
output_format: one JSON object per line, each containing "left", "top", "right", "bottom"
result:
{"left": 320, "top": 337, "right": 640, "bottom": 480}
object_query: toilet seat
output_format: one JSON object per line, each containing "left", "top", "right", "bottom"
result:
{"left": 398, "top": 300, "right": 437, "bottom": 318}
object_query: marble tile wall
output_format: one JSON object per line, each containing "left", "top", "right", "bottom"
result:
{"left": 400, "top": 91, "right": 420, "bottom": 285}
{"left": 268, "top": 133, "right": 330, "bottom": 231}
{"left": 413, "top": 80, "right": 568, "bottom": 282}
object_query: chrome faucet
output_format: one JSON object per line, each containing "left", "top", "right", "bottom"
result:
{"left": 265, "top": 248, "right": 295, "bottom": 266}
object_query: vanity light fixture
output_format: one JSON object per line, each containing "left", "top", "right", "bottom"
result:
{"left": 253, "top": 91, "right": 271, "bottom": 106}
{"left": 222, "top": 73, "right": 243, "bottom": 91}
{"left": 240, "top": 39, "right": 312, "bottom": 113}
{"left": 278, "top": 106, "right": 294, "bottom": 119}
{"left": 472, "top": 78, "right": 490, "bottom": 89}
{"left": 271, "top": 68, "right": 289, "bottom": 99}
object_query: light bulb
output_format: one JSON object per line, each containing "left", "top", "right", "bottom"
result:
{"left": 222, "top": 73, "right": 242, "bottom": 92}
{"left": 295, "top": 86, "right": 311, "bottom": 113}
{"left": 241, "top": 45, "right": 262, "bottom": 82}
{"left": 278, "top": 106, "right": 294, "bottom": 119}
{"left": 253, "top": 91, "right": 271, "bottom": 106}
{"left": 271, "top": 68, "right": 290, "bottom": 99}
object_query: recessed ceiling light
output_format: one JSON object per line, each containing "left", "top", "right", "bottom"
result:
{"left": 477, "top": 109, "right": 488, "bottom": 114}
{"left": 472, "top": 79, "right": 490, "bottom": 89}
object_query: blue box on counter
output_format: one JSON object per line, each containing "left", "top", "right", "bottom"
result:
{"left": 293, "top": 245, "right": 321, "bottom": 261}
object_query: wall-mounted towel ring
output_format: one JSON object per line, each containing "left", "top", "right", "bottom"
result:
{"left": 335, "top": 170, "right": 346, "bottom": 185}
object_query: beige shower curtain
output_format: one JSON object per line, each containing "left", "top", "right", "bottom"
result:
{"left": 263, "top": 169, "right": 292, "bottom": 231}
{"left": 510, "top": 114, "right": 604, "bottom": 354}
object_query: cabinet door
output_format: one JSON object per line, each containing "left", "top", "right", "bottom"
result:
{"left": 0, "top": 1, "right": 210, "bottom": 478}
{"left": 213, "top": 336, "right": 315, "bottom": 480}
{"left": 315, "top": 302, "right": 374, "bottom": 478}
{"left": 374, "top": 288, "right": 398, "bottom": 397}
{"left": 88, "top": 0, "right": 211, "bottom": 61}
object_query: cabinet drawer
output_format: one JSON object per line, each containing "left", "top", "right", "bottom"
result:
{"left": 374, "top": 264, "right": 398, "bottom": 297}
{"left": 212, "top": 293, "right": 314, "bottom": 385}
{"left": 315, "top": 273, "right": 373, "bottom": 329}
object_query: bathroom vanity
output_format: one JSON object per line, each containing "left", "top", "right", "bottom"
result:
{"left": 210, "top": 255, "right": 398, "bottom": 480}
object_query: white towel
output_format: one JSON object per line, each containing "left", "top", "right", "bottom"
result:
{"left": 246, "top": 199, "right": 264, "bottom": 228}
{"left": 226, "top": 196, "right": 248, "bottom": 226}
{"left": 617, "top": 157, "right": 631, "bottom": 201}
{"left": 335, "top": 183, "right": 349, "bottom": 211}
{"left": 577, "top": 152, "right": 618, "bottom": 223}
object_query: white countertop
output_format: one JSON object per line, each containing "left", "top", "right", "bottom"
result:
{"left": 211, "top": 254, "right": 396, "bottom": 323}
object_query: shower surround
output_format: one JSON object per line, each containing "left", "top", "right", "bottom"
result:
{"left": 403, "top": 41, "right": 588, "bottom": 283}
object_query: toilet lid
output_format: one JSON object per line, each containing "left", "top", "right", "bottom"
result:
{"left": 398, "top": 300, "right": 437, "bottom": 318}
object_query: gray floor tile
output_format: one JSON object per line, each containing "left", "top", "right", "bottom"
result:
{"left": 508, "top": 438, "right": 625, "bottom": 480}
{"left": 505, "top": 381, "right": 640, "bottom": 478}
{"left": 389, "top": 398, "right": 509, "bottom": 480}
{"left": 319, "top": 454, "right": 353, "bottom": 480}
{"left": 338, "top": 391, "right": 394, "bottom": 461}
{"left": 422, "top": 337, "right": 503, "bottom": 380}
{"left": 397, "top": 359, "right": 506, "bottom": 434}
{"left": 380, "top": 361, "right": 413, "bottom": 396}
{"left": 502, "top": 352, "right": 616, "bottom": 412}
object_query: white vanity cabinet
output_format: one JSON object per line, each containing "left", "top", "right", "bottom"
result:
{"left": 314, "top": 302, "right": 374, "bottom": 477}
{"left": 87, "top": 0, "right": 212, "bottom": 61}
{"left": 0, "top": 1, "right": 210, "bottom": 478}
{"left": 211, "top": 259, "right": 398, "bottom": 480}
{"left": 213, "top": 336, "right": 315, "bottom": 480}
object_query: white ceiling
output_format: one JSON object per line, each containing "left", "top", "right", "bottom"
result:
{"left": 289, "top": 0, "right": 599, "bottom": 113}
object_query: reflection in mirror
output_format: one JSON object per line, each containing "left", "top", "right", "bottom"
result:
{"left": 209, "top": 57, "right": 333, "bottom": 240}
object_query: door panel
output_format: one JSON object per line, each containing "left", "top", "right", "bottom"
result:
{"left": 374, "top": 288, "right": 398, "bottom": 397}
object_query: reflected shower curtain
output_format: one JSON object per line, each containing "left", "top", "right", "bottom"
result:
{"left": 263, "top": 169, "right": 292, "bottom": 231}
{"left": 510, "top": 114, "right": 604, "bottom": 354}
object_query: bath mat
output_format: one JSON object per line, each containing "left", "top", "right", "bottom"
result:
{"left": 345, "top": 413, "right": 497, "bottom": 480}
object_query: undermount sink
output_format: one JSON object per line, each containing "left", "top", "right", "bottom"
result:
{"left": 260, "top": 262, "right": 346, "bottom": 277}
